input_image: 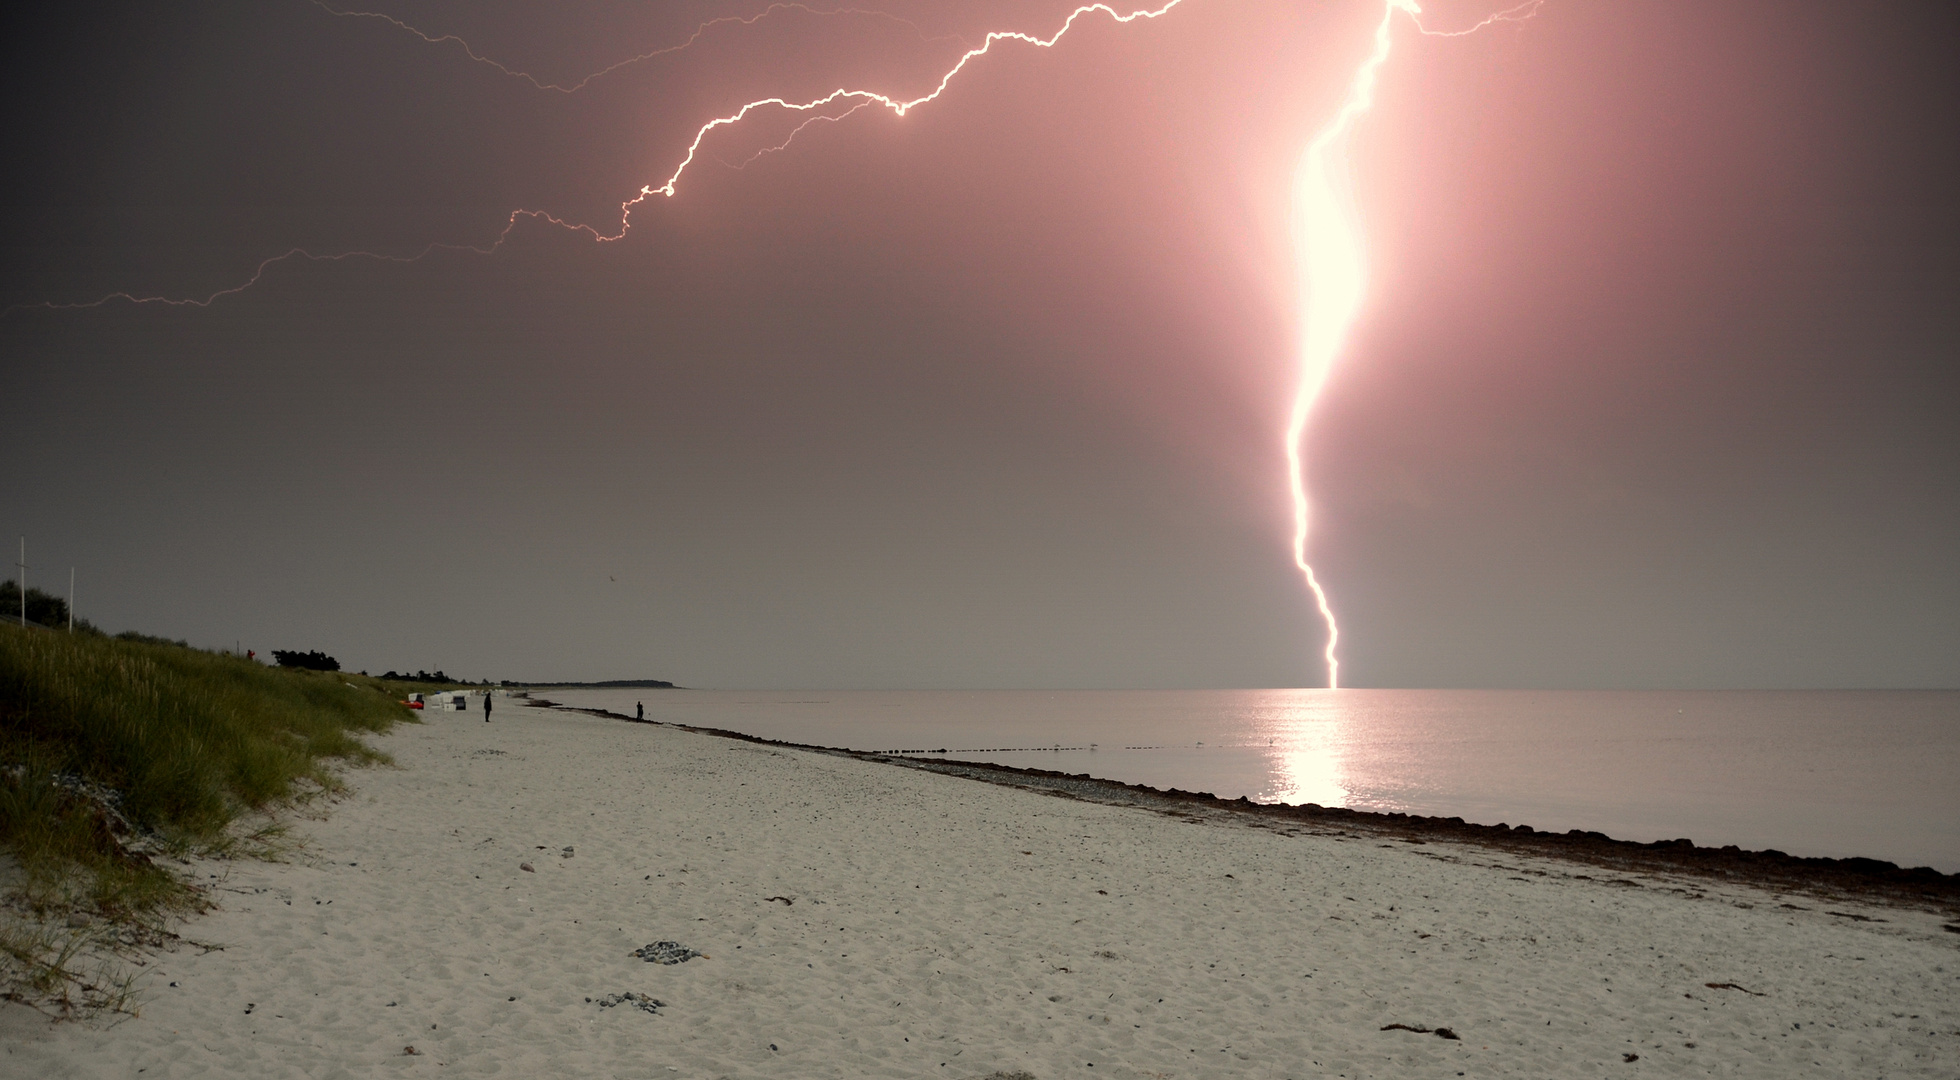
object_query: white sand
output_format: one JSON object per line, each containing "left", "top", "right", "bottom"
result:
{"left": 5, "top": 700, "right": 1955, "bottom": 1078}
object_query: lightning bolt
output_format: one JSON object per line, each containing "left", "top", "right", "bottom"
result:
{"left": 723, "top": 101, "right": 880, "bottom": 171}
{"left": 1287, "top": 0, "right": 1541, "bottom": 688}
{"left": 13, "top": 0, "right": 1538, "bottom": 693}
{"left": 651, "top": 1, "right": 1190, "bottom": 199}
{"left": 0, "top": 208, "right": 615, "bottom": 313}
{"left": 3, "top": 1, "right": 1190, "bottom": 314}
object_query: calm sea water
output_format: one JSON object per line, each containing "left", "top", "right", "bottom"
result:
{"left": 543, "top": 688, "right": 1960, "bottom": 872}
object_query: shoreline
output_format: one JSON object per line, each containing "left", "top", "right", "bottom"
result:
{"left": 12, "top": 698, "right": 1956, "bottom": 1077}
{"left": 532, "top": 697, "right": 1960, "bottom": 912}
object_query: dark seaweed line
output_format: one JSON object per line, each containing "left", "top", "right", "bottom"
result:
{"left": 527, "top": 698, "right": 1960, "bottom": 911}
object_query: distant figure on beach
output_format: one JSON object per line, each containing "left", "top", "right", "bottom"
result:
{"left": 483, "top": 693, "right": 492, "bottom": 723}
{"left": 636, "top": 701, "right": 644, "bottom": 721}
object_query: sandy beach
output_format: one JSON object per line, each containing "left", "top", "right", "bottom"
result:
{"left": 5, "top": 699, "right": 1956, "bottom": 1078}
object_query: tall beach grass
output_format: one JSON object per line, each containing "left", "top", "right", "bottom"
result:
{"left": 0, "top": 623, "right": 414, "bottom": 1013}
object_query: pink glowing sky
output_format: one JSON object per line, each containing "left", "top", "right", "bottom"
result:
{"left": 0, "top": 0, "right": 1954, "bottom": 687}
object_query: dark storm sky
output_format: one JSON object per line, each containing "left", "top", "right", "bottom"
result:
{"left": 2, "top": 0, "right": 1955, "bottom": 688}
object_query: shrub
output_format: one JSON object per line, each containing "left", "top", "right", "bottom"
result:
{"left": 379, "top": 669, "right": 456, "bottom": 684}
{"left": 0, "top": 582, "right": 76, "bottom": 632}
{"left": 271, "top": 649, "right": 340, "bottom": 672}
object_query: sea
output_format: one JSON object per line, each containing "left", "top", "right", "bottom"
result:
{"left": 540, "top": 688, "right": 1960, "bottom": 873}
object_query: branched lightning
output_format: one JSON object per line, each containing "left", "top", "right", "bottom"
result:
{"left": 723, "top": 102, "right": 879, "bottom": 171}
{"left": 4, "top": 1, "right": 1188, "bottom": 315}
{"left": 2, "top": 208, "right": 609, "bottom": 313}
{"left": 10, "top": 246, "right": 458, "bottom": 313}
{"left": 13, "top": 0, "right": 1539, "bottom": 692}
{"left": 308, "top": 1, "right": 965, "bottom": 94}
{"left": 1286, "top": 0, "right": 1540, "bottom": 688}
{"left": 651, "top": 1, "right": 1189, "bottom": 198}
{"left": 1408, "top": 0, "right": 1544, "bottom": 37}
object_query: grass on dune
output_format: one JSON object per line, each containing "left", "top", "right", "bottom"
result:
{"left": 0, "top": 623, "right": 416, "bottom": 1015}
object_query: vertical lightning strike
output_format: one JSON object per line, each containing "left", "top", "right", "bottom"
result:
{"left": 1286, "top": 0, "right": 1539, "bottom": 689}
{"left": 1286, "top": 0, "right": 1406, "bottom": 690}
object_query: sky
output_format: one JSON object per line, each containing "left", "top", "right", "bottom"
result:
{"left": 1, "top": 0, "right": 1955, "bottom": 689}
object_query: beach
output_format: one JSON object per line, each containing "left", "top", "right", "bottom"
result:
{"left": 5, "top": 699, "right": 1955, "bottom": 1078}
{"left": 548, "top": 687, "right": 1960, "bottom": 872}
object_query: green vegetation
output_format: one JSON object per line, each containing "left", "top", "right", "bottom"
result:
{"left": 0, "top": 582, "right": 94, "bottom": 634}
{"left": 0, "top": 623, "right": 415, "bottom": 1016}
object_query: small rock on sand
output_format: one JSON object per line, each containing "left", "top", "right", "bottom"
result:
{"left": 632, "top": 941, "right": 704, "bottom": 965}
{"left": 590, "top": 992, "right": 664, "bottom": 1014}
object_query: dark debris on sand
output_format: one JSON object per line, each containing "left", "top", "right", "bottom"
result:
{"left": 632, "top": 941, "right": 703, "bottom": 965}
{"left": 589, "top": 991, "right": 665, "bottom": 1014}
{"left": 1382, "top": 1023, "right": 1459, "bottom": 1040}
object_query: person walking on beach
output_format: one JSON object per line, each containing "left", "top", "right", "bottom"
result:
{"left": 483, "top": 692, "right": 493, "bottom": 723}
{"left": 636, "top": 701, "right": 644, "bottom": 721}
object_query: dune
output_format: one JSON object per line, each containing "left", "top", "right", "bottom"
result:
{"left": 5, "top": 699, "right": 1954, "bottom": 1077}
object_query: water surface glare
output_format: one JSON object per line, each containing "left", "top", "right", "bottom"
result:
{"left": 546, "top": 688, "right": 1960, "bottom": 872}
